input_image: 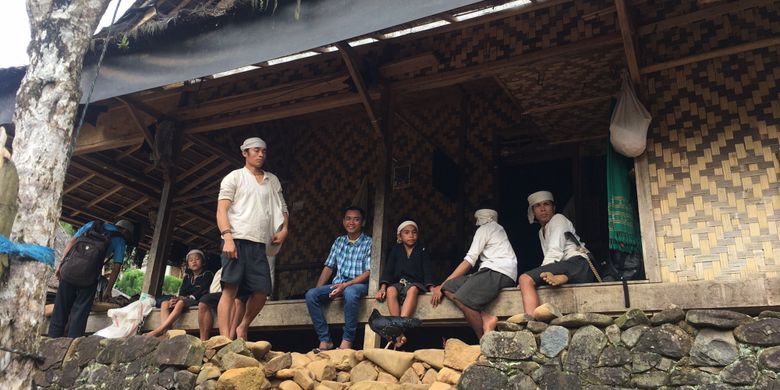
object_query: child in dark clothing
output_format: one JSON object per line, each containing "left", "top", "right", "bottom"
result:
{"left": 145, "top": 249, "right": 214, "bottom": 337}
{"left": 375, "top": 220, "right": 434, "bottom": 348}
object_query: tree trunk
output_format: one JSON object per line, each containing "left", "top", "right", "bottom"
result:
{"left": 0, "top": 0, "right": 110, "bottom": 388}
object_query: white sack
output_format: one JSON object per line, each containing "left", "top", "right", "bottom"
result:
{"left": 94, "top": 293, "right": 156, "bottom": 338}
{"left": 610, "top": 72, "right": 652, "bottom": 157}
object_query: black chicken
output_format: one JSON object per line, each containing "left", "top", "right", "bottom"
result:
{"left": 368, "top": 309, "right": 423, "bottom": 349}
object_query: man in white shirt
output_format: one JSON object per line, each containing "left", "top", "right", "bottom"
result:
{"left": 216, "top": 137, "right": 289, "bottom": 339}
{"left": 430, "top": 209, "right": 517, "bottom": 338}
{"left": 518, "top": 191, "right": 595, "bottom": 316}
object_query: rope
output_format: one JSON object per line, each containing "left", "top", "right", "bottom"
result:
{"left": 0, "top": 235, "right": 54, "bottom": 267}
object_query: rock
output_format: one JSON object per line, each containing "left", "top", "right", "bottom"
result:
{"left": 630, "top": 370, "right": 669, "bottom": 388}
{"left": 307, "top": 359, "right": 336, "bottom": 381}
{"left": 650, "top": 304, "right": 685, "bottom": 325}
{"left": 756, "top": 372, "right": 780, "bottom": 390}
{"left": 533, "top": 303, "right": 562, "bottom": 322}
{"left": 721, "top": 357, "right": 758, "bottom": 385}
{"left": 598, "top": 346, "right": 631, "bottom": 367}
{"left": 363, "top": 349, "right": 414, "bottom": 378}
{"left": 215, "top": 339, "right": 250, "bottom": 361}
{"left": 76, "top": 363, "right": 110, "bottom": 385}
{"left": 669, "top": 366, "right": 715, "bottom": 385}
{"left": 319, "top": 348, "right": 357, "bottom": 370}
{"left": 57, "top": 359, "right": 81, "bottom": 387}
{"left": 336, "top": 371, "right": 350, "bottom": 383}
{"left": 354, "top": 350, "right": 364, "bottom": 361}
{"left": 400, "top": 367, "right": 421, "bottom": 384}
{"left": 320, "top": 380, "right": 349, "bottom": 390}
{"left": 615, "top": 309, "right": 651, "bottom": 329}
{"left": 507, "top": 313, "right": 534, "bottom": 325}
{"left": 481, "top": 330, "right": 536, "bottom": 359}
{"left": 204, "top": 336, "right": 232, "bottom": 350}
{"left": 605, "top": 324, "right": 621, "bottom": 346}
{"left": 157, "top": 335, "right": 205, "bottom": 367}
{"left": 735, "top": 318, "right": 780, "bottom": 346}
{"left": 422, "top": 369, "right": 438, "bottom": 384}
{"left": 166, "top": 329, "right": 187, "bottom": 339}
{"left": 582, "top": 367, "right": 630, "bottom": 386}
{"left": 221, "top": 351, "right": 261, "bottom": 370}
{"left": 411, "top": 362, "right": 426, "bottom": 377}
{"left": 690, "top": 328, "right": 739, "bottom": 366}
{"left": 507, "top": 373, "right": 536, "bottom": 390}
{"left": 265, "top": 350, "right": 285, "bottom": 361}
{"left": 526, "top": 320, "right": 548, "bottom": 333}
{"left": 291, "top": 352, "right": 313, "bottom": 368}
{"left": 247, "top": 341, "right": 272, "bottom": 360}
{"left": 699, "top": 366, "right": 722, "bottom": 375}
{"left": 759, "top": 346, "right": 780, "bottom": 371}
{"left": 74, "top": 335, "right": 104, "bottom": 366}
{"left": 156, "top": 367, "right": 177, "bottom": 388}
{"left": 39, "top": 337, "right": 74, "bottom": 370}
{"left": 377, "top": 371, "right": 398, "bottom": 383}
{"left": 539, "top": 325, "right": 569, "bottom": 358}
{"left": 551, "top": 313, "right": 613, "bottom": 327}
{"left": 279, "top": 380, "right": 304, "bottom": 390}
{"left": 458, "top": 364, "right": 508, "bottom": 389}
{"left": 175, "top": 370, "right": 198, "bottom": 390}
{"left": 496, "top": 321, "right": 524, "bottom": 331}
{"left": 265, "top": 352, "right": 293, "bottom": 376}
{"left": 116, "top": 335, "right": 160, "bottom": 364}
{"left": 444, "top": 339, "right": 481, "bottom": 371}
{"left": 634, "top": 324, "right": 693, "bottom": 358}
{"left": 677, "top": 319, "right": 697, "bottom": 336}
{"left": 217, "top": 367, "right": 269, "bottom": 389}
{"left": 277, "top": 368, "right": 298, "bottom": 379}
{"left": 437, "top": 367, "right": 461, "bottom": 385}
{"left": 197, "top": 364, "right": 222, "bottom": 385}
{"left": 197, "top": 379, "right": 218, "bottom": 390}
{"left": 631, "top": 352, "right": 662, "bottom": 373}
{"left": 760, "top": 311, "right": 780, "bottom": 319}
{"left": 350, "top": 360, "right": 378, "bottom": 382}
{"left": 347, "top": 382, "right": 396, "bottom": 390}
{"left": 293, "top": 369, "right": 316, "bottom": 390}
{"left": 533, "top": 364, "right": 580, "bottom": 389}
{"left": 414, "top": 349, "right": 444, "bottom": 370}
{"left": 621, "top": 325, "right": 649, "bottom": 348}
{"left": 563, "top": 325, "right": 606, "bottom": 372}
{"left": 686, "top": 310, "right": 752, "bottom": 329}
{"left": 429, "top": 382, "right": 454, "bottom": 390}
{"left": 657, "top": 357, "right": 674, "bottom": 371}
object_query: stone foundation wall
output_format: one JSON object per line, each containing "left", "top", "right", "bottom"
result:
{"left": 35, "top": 307, "right": 780, "bottom": 389}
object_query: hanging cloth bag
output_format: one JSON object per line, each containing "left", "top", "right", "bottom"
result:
{"left": 609, "top": 71, "right": 652, "bottom": 157}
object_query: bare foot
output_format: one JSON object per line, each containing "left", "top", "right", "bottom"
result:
{"left": 143, "top": 329, "right": 161, "bottom": 337}
{"left": 235, "top": 323, "right": 249, "bottom": 341}
{"left": 394, "top": 334, "right": 408, "bottom": 349}
{"left": 339, "top": 340, "right": 352, "bottom": 349}
{"left": 481, "top": 313, "right": 498, "bottom": 336}
{"left": 540, "top": 272, "right": 569, "bottom": 286}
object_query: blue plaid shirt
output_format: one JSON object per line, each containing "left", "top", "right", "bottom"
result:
{"left": 324, "top": 233, "right": 372, "bottom": 284}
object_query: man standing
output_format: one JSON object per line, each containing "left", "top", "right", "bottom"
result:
{"left": 306, "top": 207, "right": 372, "bottom": 350}
{"left": 430, "top": 209, "right": 517, "bottom": 338}
{"left": 49, "top": 219, "right": 134, "bottom": 338}
{"left": 216, "top": 137, "right": 289, "bottom": 340}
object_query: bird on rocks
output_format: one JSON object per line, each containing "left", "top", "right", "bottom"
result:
{"left": 368, "top": 308, "right": 422, "bottom": 349}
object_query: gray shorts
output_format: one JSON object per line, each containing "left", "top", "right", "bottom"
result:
{"left": 221, "top": 239, "right": 272, "bottom": 295}
{"left": 386, "top": 280, "right": 427, "bottom": 305}
{"left": 441, "top": 268, "right": 515, "bottom": 311}
{"left": 524, "top": 256, "right": 596, "bottom": 285}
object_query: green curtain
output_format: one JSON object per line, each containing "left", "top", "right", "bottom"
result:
{"left": 607, "top": 142, "right": 641, "bottom": 253}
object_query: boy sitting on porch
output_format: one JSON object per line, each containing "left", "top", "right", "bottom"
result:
{"left": 518, "top": 191, "right": 596, "bottom": 317}
{"left": 430, "top": 209, "right": 518, "bottom": 339}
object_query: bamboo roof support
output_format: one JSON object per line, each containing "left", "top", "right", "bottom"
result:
{"left": 336, "top": 42, "right": 382, "bottom": 137}
{"left": 615, "top": 0, "right": 641, "bottom": 85}
{"left": 640, "top": 36, "right": 780, "bottom": 74}
{"left": 522, "top": 95, "right": 613, "bottom": 115}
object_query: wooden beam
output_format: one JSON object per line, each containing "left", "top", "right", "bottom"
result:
{"left": 114, "top": 143, "right": 143, "bottom": 161}
{"left": 634, "top": 152, "right": 661, "bottom": 282}
{"left": 173, "top": 184, "right": 218, "bottom": 202}
{"left": 640, "top": 36, "right": 780, "bottom": 74}
{"left": 379, "top": 53, "right": 440, "bottom": 79}
{"left": 63, "top": 173, "right": 96, "bottom": 194}
{"left": 116, "top": 198, "right": 148, "bottom": 217}
{"left": 336, "top": 43, "right": 382, "bottom": 137}
{"left": 178, "top": 161, "right": 231, "bottom": 194}
{"left": 119, "top": 95, "right": 167, "bottom": 120}
{"left": 186, "top": 135, "right": 243, "bottom": 168}
{"left": 638, "top": 0, "right": 777, "bottom": 35}
{"left": 493, "top": 76, "right": 525, "bottom": 111}
{"left": 177, "top": 155, "right": 220, "bottom": 182}
{"left": 615, "top": 0, "right": 641, "bottom": 85}
{"left": 71, "top": 185, "right": 124, "bottom": 217}
{"left": 522, "top": 95, "right": 613, "bottom": 115}
{"left": 77, "top": 155, "right": 161, "bottom": 196}
{"left": 143, "top": 170, "right": 178, "bottom": 296}
{"left": 116, "top": 97, "right": 155, "bottom": 148}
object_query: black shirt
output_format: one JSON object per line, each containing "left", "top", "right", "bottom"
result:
{"left": 380, "top": 243, "right": 435, "bottom": 289}
{"left": 179, "top": 270, "right": 214, "bottom": 299}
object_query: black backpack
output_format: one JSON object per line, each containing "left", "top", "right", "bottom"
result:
{"left": 60, "top": 221, "right": 121, "bottom": 288}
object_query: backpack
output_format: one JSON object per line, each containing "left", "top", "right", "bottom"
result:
{"left": 60, "top": 221, "right": 121, "bottom": 288}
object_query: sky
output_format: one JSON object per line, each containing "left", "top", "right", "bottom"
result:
{"left": 0, "top": 0, "right": 133, "bottom": 68}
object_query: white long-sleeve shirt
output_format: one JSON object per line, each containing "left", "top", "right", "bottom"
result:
{"left": 539, "top": 214, "right": 587, "bottom": 266}
{"left": 464, "top": 221, "right": 518, "bottom": 280}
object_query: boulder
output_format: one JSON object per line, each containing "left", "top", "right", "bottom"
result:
{"left": 621, "top": 325, "right": 650, "bottom": 348}
{"left": 217, "top": 367, "right": 269, "bottom": 389}
{"left": 73, "top": 335, "right": 104, "bottom": 366}
{"left": 507, "top": 373, "right": 536, "bottom": 390}
{"left": 291, "top": 352, "right": 313, "bottom": 369}
{"left": 721, "top": 357, "right": 758, "bottom": 385}
{"left": 480, "top": 330, "right": 536, "bottom": 359}
{"left": 400, "top": 367, "right": 421, "bottom": 384}
{"left": 597, "top": 346, "right": 631, "bottom": 367}
{"left": 760, "top": 311, "right": 780, "bottom": 319}
{"left": 631, "top": 352, "right": 661, "bottom": 373}
{"left": 422, "top": 369, "right": 438, "bottom": 384}
{"left": 563, "top": 325, "right": 606, "bottom": 372}
{"left": 506, "top": 313, "right": 534, "bottom": 325}
{"left": 117, "top": 335, "right": 160, "bottom": 364}
{"left": 630, "top": 370, "right": 670, "bottom": 389}
{"left": 615, "top": 309, "right": 651, "bottom": 329}
{"left": 582, "top": 367, "right": 630, "bottom": 386}
{"left": 495, "top": 321, "right": 523, "bottom": 332}
{"left": 293, "top": 369, "right": 316, "bottom": 390}
{"left": 377, "top": 371, "right": 398, "bottom": 383}
{"left": 320, "top": 380, "right": 349, "bottom": 390}
{"left": 458, "top": 364, "right": 508, "bottom": 389}
{"left": 605, "top": 324, "right": 622, "bottom": 346}
{"left": 204, "top": 336, "right": 232, "bottom": 350}
{"left": 532, "top": 303, "right": 562, "bottom": 322}
{"left": 686, "top": 310, "right": 752, "bottom": 329}
{"left": 734, "top": 318, "right": 780, "bottom": 346}
{"left": 551, "top": 313, "right": 613, "bottom": 328}
{"left": 689, "top": 329, "right": 738, "bottom": 366}
{"left": 758, "top": 346, "right": 780, "bottom": 371}
{"left": 39, "top": 337, "right": 74, "bottom": 370}
{"left": 414, "top": 349, "right": 444, "bottom": 370}
{"left": 634, "top": 324, "right": 693, "bottom": 358}
{"left": 196, "top": 364, "right": 221, "bottom": 385}
{"left": 533, "top": 364, "right": 581, "bottom": 389}
{"left": 247, "top": 341, "right": 272, "bottom": 360}
{"left": 411, "top": 362, "right": 426, "bottom": 377}
{"left": 279, "top": 380, "right": 304, "bottom": 390}
{"left": 215, "top": 339, "right": 250, "bottom": 360}
{"left": 526, "top": 320, "right": 548, "bottom": 334}
{"left": 669, "top": 366, "right": 715, "bottom": 385}
{"left": 650, "top": 305, "right": 685, "bottom": 326}
{"left": 307, "top": 359, "right": 337, "bottom": 381}
{"left": 175, "top": 370, "right": 197, "bottom": 389}
{"left": 319, "top": 348, "right": 358, "bottom": 370}
{"left": 429, "top": 382, "right": 454, "bottom": 390}
{"left": 165, "top": 329, "right": 187, "bottom": 339}
{"left": 436, "top": 367, "right": 461, "bottom": 385}
{"left": 540, "top": 325, "right": 569, "bottom": 358}
{"left": 221, "top": 351, "right": 262, "bottom": 370}
{"left": 350, "top": 360, "right": 378, "bottom": 382}
{"left": 157, "top": 335, "right": 205, "bottom": 367}
{"left": 336, "top": 371, "right": 351, "bottom": 383}
{"left": 443, "top": 339, "right": 481, "bottom": 371}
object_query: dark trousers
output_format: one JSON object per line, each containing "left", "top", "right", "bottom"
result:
{"left": 48, "top": 279, "right": 97, "bottom": 338}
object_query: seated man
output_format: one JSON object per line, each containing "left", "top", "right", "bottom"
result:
{"left": 197, "top": 268, "right": 249, "bottom": 341}
{"left": 430, "top": 209, "right": 517, "bottom": 338}
{"left": 305, "top": 207, "right": 372, "bottom": 351}
{"left": 518, "top": 191, "right": 596, "bottom": 316}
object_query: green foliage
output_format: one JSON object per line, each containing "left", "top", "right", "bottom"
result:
{"left": 60, "top": 221, "right": 76, "bottom": 236}
{"left": 163, "top": 275, "right": 182, "bottom": 295}
{"left": 117, "top": 34, "right": 129, "bottom": 49}
{"left": 115, "top": 268, "right": 144, "bottom": 296}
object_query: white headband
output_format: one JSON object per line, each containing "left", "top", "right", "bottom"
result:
{"left": 186, "top": 249, "right": 205, "bottom": 260}
{"left": 396, "top": 220, "right": 418, "bottom": 235}
{"left": 240, "top": 137, "right": 267, "bottom": 151}
{"left": 474, "top": 209, "right": 498, "bottom": 226}
{"left": 527, "top": 191, "right": 554, "bottom": 224}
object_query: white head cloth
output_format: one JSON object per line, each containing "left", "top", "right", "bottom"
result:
{"left": 527, "top": 191, "right": 554, "bottom": 224}
{"left": 396, "top": 220, "right": 418, "bottom": 235}
{"left": 186, "top": 249, "right": 205, "bottom": 260}
{"left": 240, "top": 137, "right": 267, "bottom": 151}
{"left": 474, "top": 209, "right": 498, "bottom": 226}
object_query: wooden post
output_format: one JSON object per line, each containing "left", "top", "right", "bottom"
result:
{"left": 456, "top": 91, "right": 469, "bottom": 250}
{"left": 364, "top": 88, "right": 392, "bottom": 350}
{"left": 634, "top": 152, "right": 661, "bottom": 282}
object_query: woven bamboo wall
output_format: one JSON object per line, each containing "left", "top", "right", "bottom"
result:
{"left": 638, "top": 0, "right": 780, "bottom": 282}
